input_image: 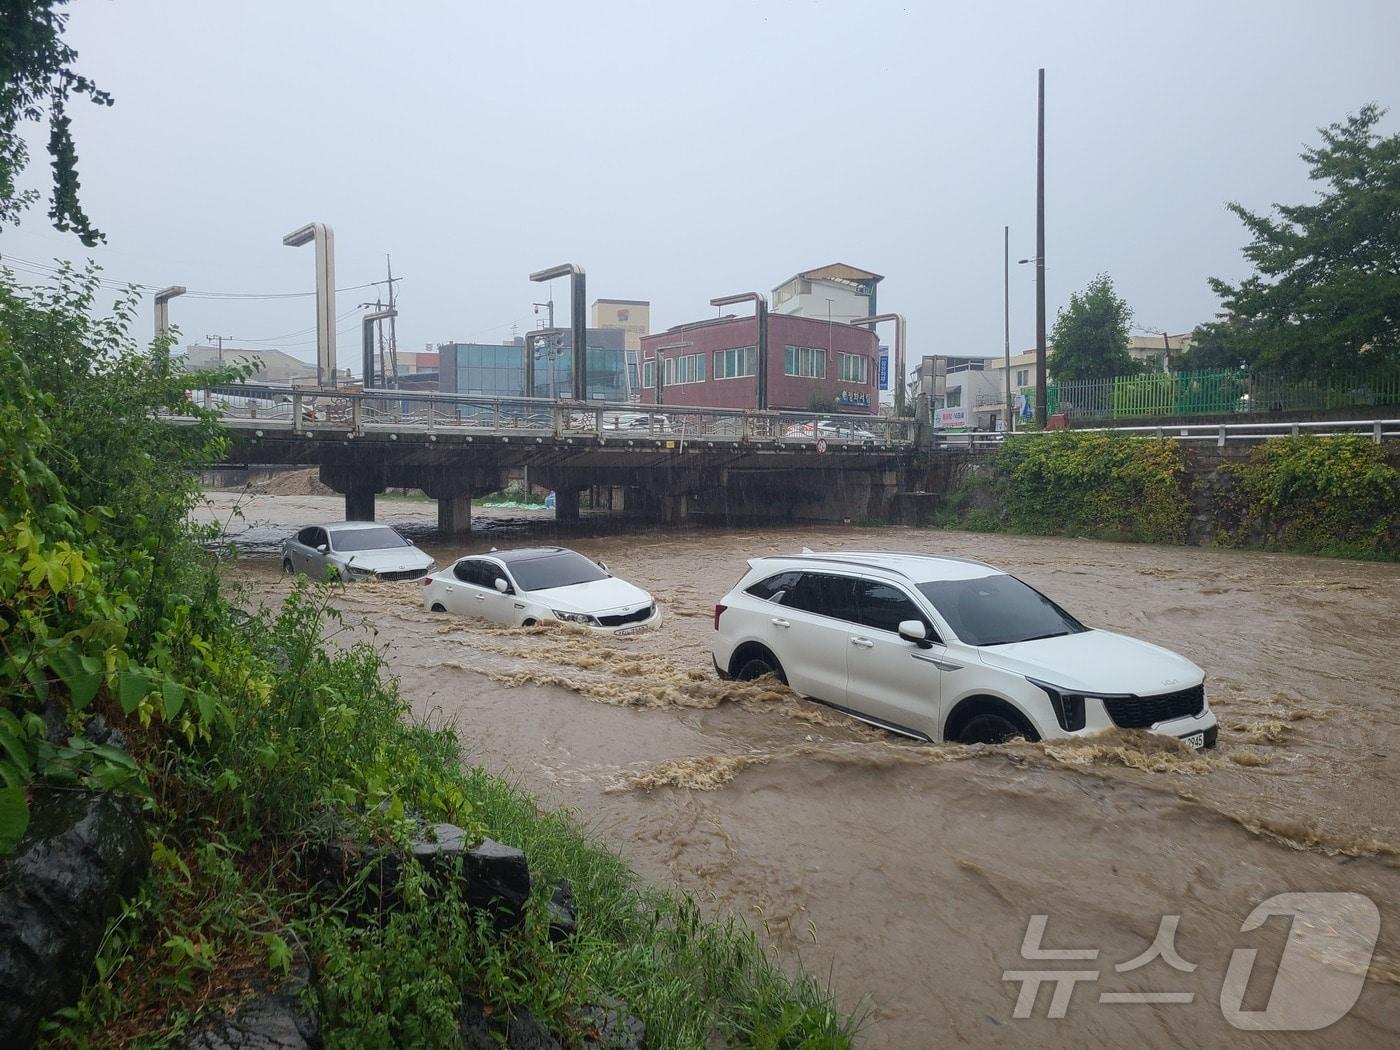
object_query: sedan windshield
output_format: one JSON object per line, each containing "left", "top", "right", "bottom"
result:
{"left": 916, "top": 575, "right": 1086, "bottom": 646}
{"left": 508, "top": 551, "right": 608, "bottom": 592}
{"left": 329, "top": 527, "right": 411, "bottom": 552}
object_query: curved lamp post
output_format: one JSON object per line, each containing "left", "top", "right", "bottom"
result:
{"left": 709, "top": 292, "right": 769, "bottom": 409}
{"left": 529, "top": 264, "right": 586, "bottom": 400}
{"left": 283, "top": 223, "right": 337, "bottom": 387}
{"left": 849, "top": 312, "right": 907, "bottom": 417}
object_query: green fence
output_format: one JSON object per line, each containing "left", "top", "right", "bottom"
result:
{"left": 1024, "top": 368, "right": 1400, "bottom": 422}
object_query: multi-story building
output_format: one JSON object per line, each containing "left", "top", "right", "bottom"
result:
{"left": 771, "top": 263, "right": 883, "bottom": 323}
{"left": 591, "top": 299, "right": 650, "bottom": 352}
{"left": 638, "top": 313, "right": 879, "bottom": 413}
{"left": 439, "top": 329, "right": 631, "bottom": 401}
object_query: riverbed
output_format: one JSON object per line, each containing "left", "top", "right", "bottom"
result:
{"left": 199, "top": 491, "right": 1400, "bottom": 1048}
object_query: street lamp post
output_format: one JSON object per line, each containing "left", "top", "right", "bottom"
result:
{"left": 283, "top": 222, "right": 337, "bottom": 387}
{"left": 362, "top": 308, "right": 395, "bottom": 387}
{"left": 1034, "top": 68, "right": 1047, "bottom": 427}
{"left": 709, "top": 292, "right": 768, "bottom": 409}
{"left": 850, "top": 313, "right": 908, "bottom": 417}
{"left": 529, "top": 264, "right": 586, "bottom": 400}
{"left": 154, "top": 286, "right": 186, "bottom": 340}
{"left": 1003, "top": 226, "right": 1012, "bottom": 433}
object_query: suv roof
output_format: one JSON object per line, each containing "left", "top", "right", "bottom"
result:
{"left": 752, "top": 550, "right": 1001, "bottom": 584}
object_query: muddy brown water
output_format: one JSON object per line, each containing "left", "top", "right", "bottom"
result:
{"left": 199, "top": 492, "right": 1400, "bottom": 1048}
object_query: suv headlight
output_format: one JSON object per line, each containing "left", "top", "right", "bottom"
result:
{"left": 551, "top": 609, "right": 597, "bottom": 626}
{"left": 1028, "top": 678, "right": 1088, "bottom": 732}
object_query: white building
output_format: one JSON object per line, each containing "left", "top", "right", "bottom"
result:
{"left": 771, "top": 263, "right": 883, "bottom": 323}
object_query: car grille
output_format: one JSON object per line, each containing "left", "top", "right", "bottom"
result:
{"left": 375, "top": 568, "right": 429, "bottom": 582}
{"left": 1103, "top": 685, "right": 1205, "bottom": 729}
{"left": 596, "top": 605, "right": 654, "bottom": 628}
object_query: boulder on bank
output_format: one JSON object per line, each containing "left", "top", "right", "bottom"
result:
{"left": 0, "top": 788, "right": 149, "bottom": 1049}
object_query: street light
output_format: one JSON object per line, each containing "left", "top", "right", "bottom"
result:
{"left": 153, "top": 286, "right": 186, "bottom": 339}
{"left": 529, "top": 264, "right": 586, "bottom": 400}
{"left": 849, "top": 313, "right": 908, "bottom": 417}
{"left": 283, "top": 222, "right": 337, "bottom": 387}
{"left": 361, "top": 308, "right": 395, "bottom": 388}
{"left": 709, "top": 292, "right": 769, "bottom": 409}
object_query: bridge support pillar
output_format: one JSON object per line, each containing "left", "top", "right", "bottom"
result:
{"left": 437, "top": 492, "right": 472, "bottom": 536}
{"left": 345, "top": 486, "right": 376, "bottom": 522}
{"left": 660, "top": 492, "right": 689, "bottom": 525}
{"left": 554, "top": 486, "right": 580, "bottom": 523}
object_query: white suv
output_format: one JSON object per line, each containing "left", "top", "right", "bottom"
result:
{"left": 712, "top": 551, "right": 1217, "bottom": 748}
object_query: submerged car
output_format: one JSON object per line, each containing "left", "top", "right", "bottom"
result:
{"left": 782, "top": 419, "right": 878, "bottom": 442}
{"left": 423, "top": 546, "right": 661, "bottom": 635}
{"left": 712, "top": 550, "right": 1217, "bottom": 748}
{"left": 281, "top": 522, "right": 435, "bottom": 582}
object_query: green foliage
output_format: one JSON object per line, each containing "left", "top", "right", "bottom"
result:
{"left": 1225, "top": 435, "right": 1399, "bottom": 559}
{"left": 1207, "top": 104, "right": 1400, "bottom": 374}
{"left": 0, "top": 0, "right": 113, "bottom": 244}
{"left": 1048, "top": 274, "right": 1141, "bottom": 381}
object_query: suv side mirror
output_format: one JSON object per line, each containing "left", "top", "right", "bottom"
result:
{"left": 494, "top": 577, "right": 511, "bottom": 594}
{"left": 598, "top": 560, "right": 609, "bottom": 573}
{"left": 898, "top": 620, "right": 934, "bottom": 649}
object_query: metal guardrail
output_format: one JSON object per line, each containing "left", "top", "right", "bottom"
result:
{"left": 931, "top": 418, "right": 1400, "bottom": 450}
{"left": 173, "top": 386, "right": 918, "bottom": 448}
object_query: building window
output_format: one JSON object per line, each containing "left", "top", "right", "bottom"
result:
{"left": 838, "top": 352, "right": 868, "bottom": 384}
{"left": 1015, "top": 368, "right": 1029, "bottom": 387}
{"left": 642, "top": 358, "right": 654, "bottom": 389}
{"left": 946, "top": 386, "right": 962, "bottom": 408}
{"left": 714, "top": 346, "right": 756, "bottom": 380}
{"left": 664, "top": 352, "right": 707, "bottom": 386}
{"left": 783, "top": 345, "right": 827, "bottom": 379}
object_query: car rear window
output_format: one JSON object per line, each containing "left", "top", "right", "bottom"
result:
{"left": 916, "top": 575, "right": 1086, "bottom": 646}
{"left": 508, "top": 551, "right": 608, "bottom": 591}
{"left": 329, "top": 527, "right": 410, "bottom": 552}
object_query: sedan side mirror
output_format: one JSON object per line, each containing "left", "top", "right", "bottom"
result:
{"left": 316, "top": 544, "right": 329, "bottom": 554}
{"left": 598, "top": 560, "right": 609, "bottom": 573}
{"left": 898, "top": 620, "right": 934, "bottom": 649}
{"left": 494, "top": 577, "right": 510, "bottom": 594}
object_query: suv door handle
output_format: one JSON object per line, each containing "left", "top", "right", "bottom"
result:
{"left": 851, "top": 637, "right": 875, "bottom": 648}
{"left": 770, "top": 618, "right": 791, "bottom": 629}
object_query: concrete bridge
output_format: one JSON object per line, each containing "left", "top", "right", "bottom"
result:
{"left": 179, "top": 385, "right": 925, "bottom": 533}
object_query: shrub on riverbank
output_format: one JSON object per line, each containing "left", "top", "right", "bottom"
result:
{"left": 0, "top": 267, "right": 859, "bottom": 1046}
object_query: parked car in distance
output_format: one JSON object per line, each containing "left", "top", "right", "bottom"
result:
{"left": 712, "top": 550, "right": 1217, "bottom": 748}
{"left": 282, "top": 522, "right": 435, "bottom": 582}
{"left": 423, "top": 546, "right": 662, "bottom": 635}
{"left": 782, "top": 419, "right": 878, "bottom": 442}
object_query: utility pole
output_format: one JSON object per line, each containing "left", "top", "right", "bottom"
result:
{"left": 384, "top": 255, "right": 400, "bottom": 384}
{"left": 206, "top": 334, "right": 233, "bottom": 368}
{"left": 1034, "top": 67, "right": 1048, "bottom": 428}
{"left": 1004, "top": 225, "right": 1013, "bottom": 433}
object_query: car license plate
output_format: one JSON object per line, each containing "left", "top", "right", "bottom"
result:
{"left": 614, "top": 625, "right": 648, "bottom": 637}
{"left": 1180, "top": 731, "right": 1205, "bottom": 750}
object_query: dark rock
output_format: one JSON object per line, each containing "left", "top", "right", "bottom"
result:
{"left": 461, "top": 838, "right": 530, "bottom": 930}
{"left": 0, "top": 788, "right": 149, "bottom": 1049}
{"left": 459, "top": 998, "right": 562, "bottom": 1050}
{"left": 81, "top": 714, "right": 127, "bottom": 751}
{"left": 579, "top": 997, "right": 646, "bottom": 1049}
{"left": 181, "top": 989, "right": 320, "bottom": 1050}
{"left": 546, "top": 878, "right": 576, "bottom": 943}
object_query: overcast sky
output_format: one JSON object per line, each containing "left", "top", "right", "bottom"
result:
{"left": 4, "top": 0, "right": 1398, "bottom": 373}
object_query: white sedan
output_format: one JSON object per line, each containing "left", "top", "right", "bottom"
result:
{"left": 422, "top": 546, "right": 662, "bottom": 635}
{"left": 282, "top": 522, "right": 435, "bottom": 582}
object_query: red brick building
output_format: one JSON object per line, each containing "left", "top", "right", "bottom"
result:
{"left": 638, "top": 313, "right": 878, "bottom": 413}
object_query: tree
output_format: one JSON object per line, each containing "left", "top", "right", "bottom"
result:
{"left": 0, "top": 0, "right": 112, "bottom": 246}
{"left": 1207, "top": 105, "right": 1400, "bottom": 375}
{"left": 1048, "top": 274, "right": 1140, "bottom": 381}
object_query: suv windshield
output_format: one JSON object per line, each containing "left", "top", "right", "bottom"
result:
{"left": 508, "top": 551, "right": 608, "bottom": 591}
{"left": 329, "top": 527, "right": 410, "bottom": 552}
{"left": 916, "top": 575, "right": 1086, "bottom": 646}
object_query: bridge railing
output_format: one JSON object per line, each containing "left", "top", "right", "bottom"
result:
{"left": 182, "top": 386, "right": 918, "bottom": 447}
{"left": 930, "top": 417, "right": 1400, "bottom": 450}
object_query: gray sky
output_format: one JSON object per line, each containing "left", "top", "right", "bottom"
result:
{"left": 4, "top": 0, "right": 1399, "bottom": 372}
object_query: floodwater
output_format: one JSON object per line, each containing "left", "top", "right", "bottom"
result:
{"left": 200, "top": 491, "right": 1400, "bottom": 1048}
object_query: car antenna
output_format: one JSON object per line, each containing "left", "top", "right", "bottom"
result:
{"left": 801, "top": 547, "right": 814, "bottom": 554}
{"left": 490, "top": 547, "right": 498, "bottom": 552}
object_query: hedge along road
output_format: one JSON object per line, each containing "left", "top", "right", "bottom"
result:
{"left": 202, "top": 491, "right": 1400, "bottom": 1049}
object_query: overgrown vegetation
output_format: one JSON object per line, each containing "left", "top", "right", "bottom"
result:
{"left": 935, "top": 432, "right": 1190, "bottom": 544}
{"left": 0, "top": 265, "right": 859, "bottom": 1045}
{"left": 1222, "top": 435, "right": 1400, "bottom": 559}
{"left": 932, "top": 431, "right": 1399, "bottom": 561}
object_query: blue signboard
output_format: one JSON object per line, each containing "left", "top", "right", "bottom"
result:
{"left": 878, "top": 346, "right": 889, "bottom": 391}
